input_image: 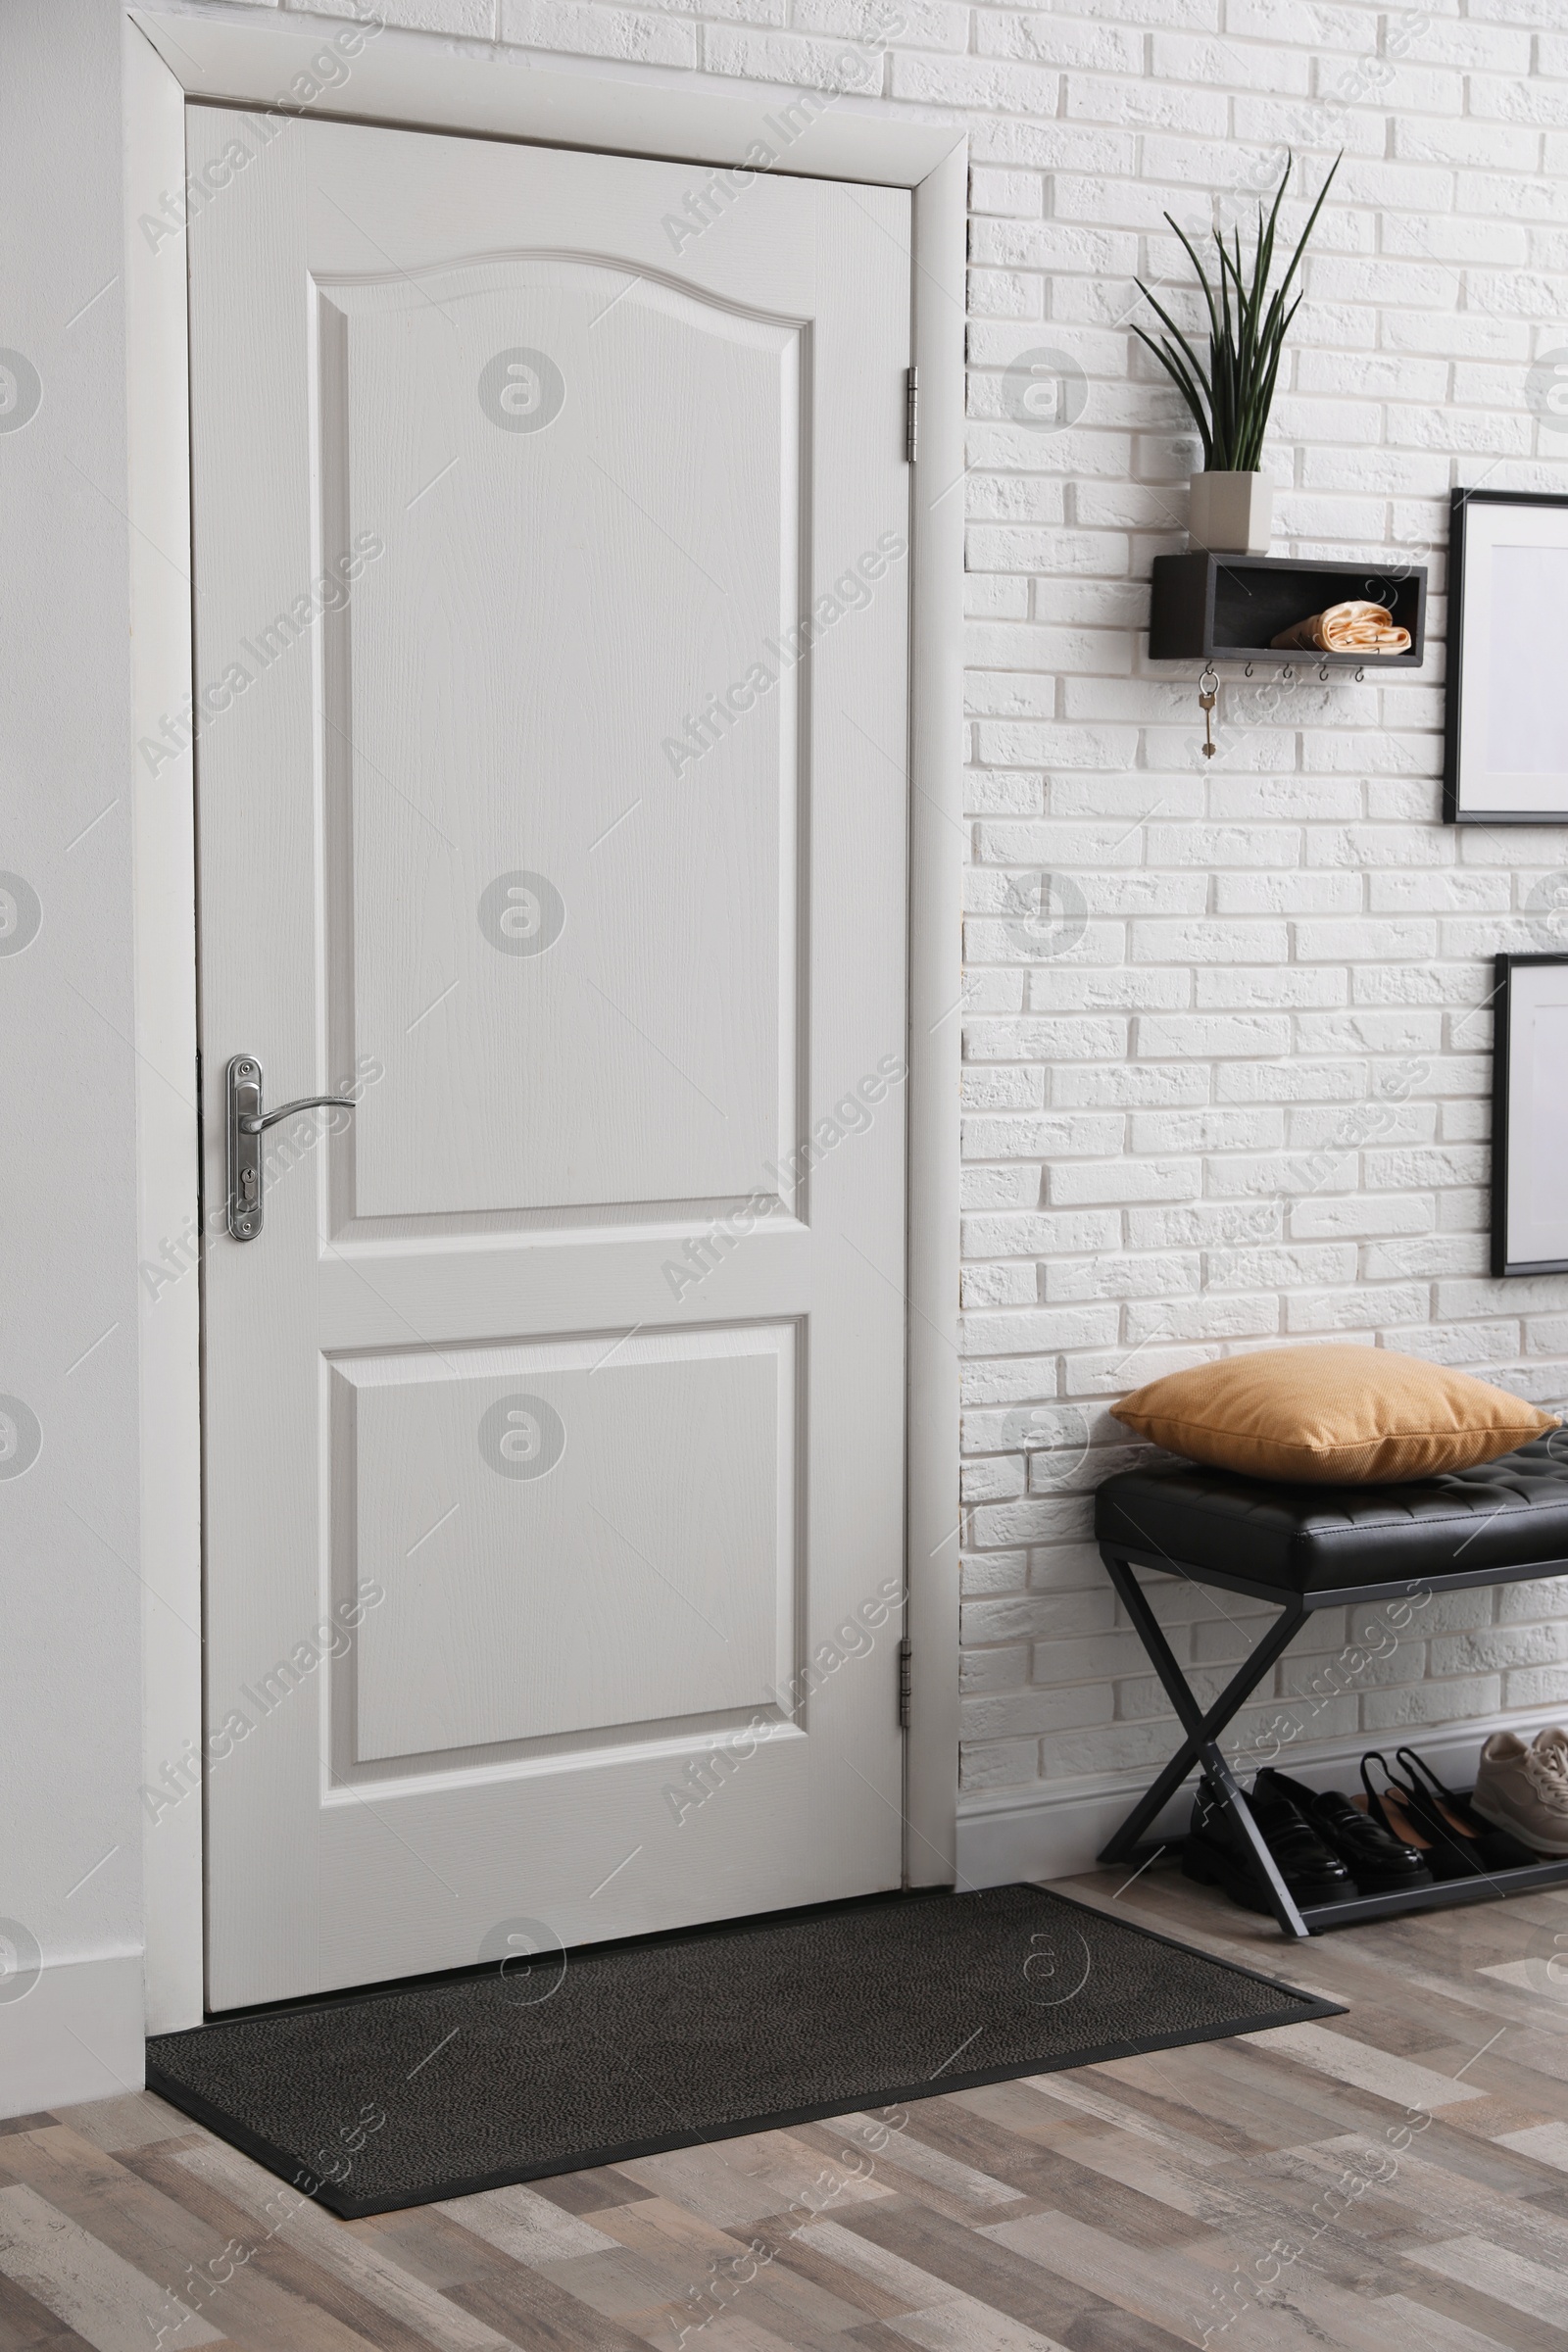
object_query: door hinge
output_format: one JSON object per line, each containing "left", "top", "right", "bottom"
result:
{"left": 898, "top": 1636, "right": 912, "bottom": 1729}
{"left": 905, "top": 366, "right": 918, "bottom": 465}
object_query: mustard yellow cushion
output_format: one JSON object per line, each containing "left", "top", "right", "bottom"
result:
{"left": 1110, "top": 1346, "right": 1555, "bottom": 1485}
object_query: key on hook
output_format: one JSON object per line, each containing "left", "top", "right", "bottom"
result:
{"left": 1199, "top": 665, "right": 1219, "bottom": 760}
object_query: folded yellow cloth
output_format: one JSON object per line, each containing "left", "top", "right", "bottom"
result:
{"left": 1270, "top": 599, "right": 1410, "bottom": 655}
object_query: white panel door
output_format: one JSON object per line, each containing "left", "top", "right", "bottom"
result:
{"left": 186, "top": 107, "right": 911, "bottom": 2009}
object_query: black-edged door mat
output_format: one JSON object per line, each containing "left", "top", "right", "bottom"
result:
{"left": 146, "top": 1885, "right": 1341, "bottom": 2217}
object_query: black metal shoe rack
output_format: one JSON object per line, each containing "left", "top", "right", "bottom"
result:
{"left": 1097, "top": 1545, "right": 1568, "bottom": 1938}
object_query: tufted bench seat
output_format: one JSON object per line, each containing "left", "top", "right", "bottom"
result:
{"left": 1097, "top": 1432, "right": 1568, "bottom": 1598}
{"left": 1093, "top": 1435, "right": 1568, "bottom": 1936}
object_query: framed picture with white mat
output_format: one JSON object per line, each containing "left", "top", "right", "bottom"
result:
{"left": 1493, "top": 953, "right": 1568, "bottom": 1276}
{"left": 1446, "top": 488, "right": 1568, "bottom": 824}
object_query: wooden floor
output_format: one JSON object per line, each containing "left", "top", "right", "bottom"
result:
{"left": 7, "top": 1865, "right": 1568, "bottom": 2351}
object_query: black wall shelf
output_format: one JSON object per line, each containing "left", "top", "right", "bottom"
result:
{"left": 1149, "top": 551, "right": 1427, "bottom": 668}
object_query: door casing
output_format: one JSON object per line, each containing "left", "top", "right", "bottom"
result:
{"left": 124, "top": 3, "right": 964, "bottom": 2033}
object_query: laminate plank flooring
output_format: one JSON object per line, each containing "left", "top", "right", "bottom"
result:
{"left": 12, "top": 1864, "right": 1568, "bottom": 2351}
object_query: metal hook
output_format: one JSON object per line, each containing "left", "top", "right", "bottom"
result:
{"left": 1281, "top": 662, "right": 1294, "bottom": 682}
{"left": 1354, "top": 665, "right": 1365, "bottom": 683}
{"left": 1200, "top": 662, "right": 1219, "bottom": 696}
{"left": 1318, "top": 660, "right": 1330, "bottom": 683}
{"left": 1244, "top": 661, "right": 1254, "bottom": 678}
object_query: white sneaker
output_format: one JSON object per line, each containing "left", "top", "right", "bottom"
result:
{"left": 1470, "top": 1731, "right": 1568, "bottom": 1857}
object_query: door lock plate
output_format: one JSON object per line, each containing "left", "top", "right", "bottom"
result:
{"left": 228, "top": 1057, "right": 265, "bottom": 1240}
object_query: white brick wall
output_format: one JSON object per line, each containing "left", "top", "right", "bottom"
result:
{"left": 948, "top": 0, "right": 1568, "bottom": 1815}
{"left": 273, "top": 0, "right": 1568, "bottom": 1815}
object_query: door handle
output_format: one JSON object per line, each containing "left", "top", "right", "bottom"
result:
{"left": 226, "top": 1054, "right": 359, "bottom": 1241}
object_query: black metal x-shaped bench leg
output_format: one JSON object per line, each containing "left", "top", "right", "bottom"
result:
{"left": 1097, "top": 1552, "right": 1311, "bottom": 1939}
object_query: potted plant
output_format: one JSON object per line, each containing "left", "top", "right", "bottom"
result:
{"left": 1136, "top": 152, "right": 1341, "bottom": 557}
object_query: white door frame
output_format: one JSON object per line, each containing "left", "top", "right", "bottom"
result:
{"left": 125, "top": 5, "right": 963, "bottom": 2034}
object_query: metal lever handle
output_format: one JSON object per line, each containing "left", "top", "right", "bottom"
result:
{"left": 239, "top": 1094, "right": 359, "bottom": 1136}
{"left": 226, "top": 1055, "right": 357, "bottom": 1241}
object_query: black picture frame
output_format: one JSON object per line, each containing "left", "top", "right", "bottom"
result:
{"left": 1446, "top": 486, "right": 1568, "bottom": 824}
{"left": 1492, "top": 952, "right": 1568, "bottom": 1277}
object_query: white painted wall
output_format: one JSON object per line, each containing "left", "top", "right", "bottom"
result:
{"left": 0, "top": 0, "right": 148, "bottom": 2105}
{"left": 5, "top": 0, "right": 1568, "bottom": 2105}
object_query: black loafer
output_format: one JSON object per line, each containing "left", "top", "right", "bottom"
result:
{"left": 1257, "top": 1768, "right": 1431, "bottom": 1893}
{"left": 1182, "top": 1774, "right": 1351, "bottom": 1913}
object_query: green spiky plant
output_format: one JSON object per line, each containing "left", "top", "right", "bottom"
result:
{"left": 1134, "top": 152, "right": 1341, "bottom": 472}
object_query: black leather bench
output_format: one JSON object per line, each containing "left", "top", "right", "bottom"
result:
{"left": 1094, "top": 1434, "right": 1568, "bottom": 1937}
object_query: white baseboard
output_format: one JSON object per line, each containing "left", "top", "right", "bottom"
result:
{"left": 956, "top": 1710, "right": 1568, "bottom": 1891}
{"left": 0, "top": 1952, "right": 145, "bottom": 2121}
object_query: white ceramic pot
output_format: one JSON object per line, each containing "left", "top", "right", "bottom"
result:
{"left": 1188, "top": 470, "right": 1273, "bottom": 557}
